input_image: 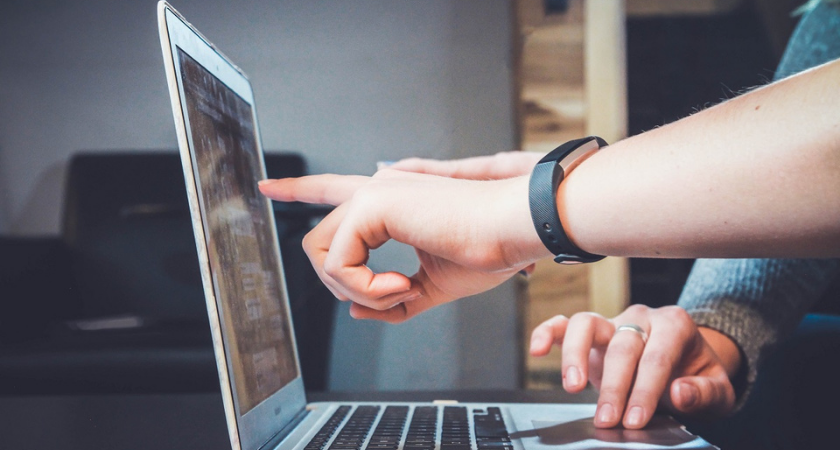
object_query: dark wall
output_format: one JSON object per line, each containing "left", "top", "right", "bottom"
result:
{"left": 626, "top": 3, "right": 789, "bottom": 307}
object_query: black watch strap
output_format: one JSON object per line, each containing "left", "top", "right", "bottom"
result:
{"left": 528, "top": 136, "right": 607, "bottom": 264}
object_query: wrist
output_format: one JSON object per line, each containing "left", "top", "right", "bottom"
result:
{"left": 531, "top": 137, "right": 607, "bottom": 264}
{"left": 493, "top": 175, "right": 553, "bottom": 267}
{"left": 698, "top": 326, "right": 743, "bottom": 379}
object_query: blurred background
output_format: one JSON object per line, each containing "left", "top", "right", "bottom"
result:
{"left": 0, "top": 0, "right": 796, "bottom": 395}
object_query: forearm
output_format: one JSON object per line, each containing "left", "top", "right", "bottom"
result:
{"left": 560, "top": 57, "right": 840, "bottom": 259}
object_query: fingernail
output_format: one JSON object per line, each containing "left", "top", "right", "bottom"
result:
{"left": 626, "top": 406, "right": 645, "bottom": 428}
{"left": 565, "top": 366, "right": 581, "bottom": 388}
{"left": 376, "top": 161, "right": 395, "bottom": 170}
{"left": 257, "top": 179, "right": 272, "bottom": 186}
{"left": 679, "top": 382, "right": 699, "bottom": 408}
{"left": 596, "top": 403, "right": 615, "bottom": 425}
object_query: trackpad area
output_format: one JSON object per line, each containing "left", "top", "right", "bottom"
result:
{"left": 531, "top": 416, "right": 698, "bottom": 447}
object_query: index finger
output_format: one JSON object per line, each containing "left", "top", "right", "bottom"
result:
{"left": 622, "top": 308, "right": 696, "bottom": 429}
{"left": 258, "top": 174, "right": 370, "bottom": 205}
{"left": 562, "top": 313, "right": 614, "bottom": 393}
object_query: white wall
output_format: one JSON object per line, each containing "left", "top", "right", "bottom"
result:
{"left": 0, "top": 0, "right": 519, "bottom": 391}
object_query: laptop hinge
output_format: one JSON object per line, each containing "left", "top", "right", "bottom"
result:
{"left": 258, "top": 407, "right": 310, "bottom": 450}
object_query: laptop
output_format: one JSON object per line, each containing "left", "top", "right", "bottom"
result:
{"left": 156, "top": 2, "right": 715, "bottom": 450}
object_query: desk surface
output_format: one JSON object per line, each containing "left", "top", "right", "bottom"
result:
{"left": 0, "top": 389, "right": 706, "bottom": 450}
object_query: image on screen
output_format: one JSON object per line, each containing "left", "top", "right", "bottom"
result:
{"left": 178, "top": 48, "right": 298, "bottom": 414}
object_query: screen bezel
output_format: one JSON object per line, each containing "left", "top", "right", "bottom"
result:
{"left": 157, "top": 3, "right": 306, "bottom": 449}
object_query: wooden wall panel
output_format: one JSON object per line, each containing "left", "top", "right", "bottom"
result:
{"left": 516, "top": 0, "right": 629, "bottom": 389}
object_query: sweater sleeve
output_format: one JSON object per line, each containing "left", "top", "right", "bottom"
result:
{"left": 677, "top": 3, "right": 840, "bottom": 407}
{"left": 677, "top": 258, "right": 840, "bottom": 405}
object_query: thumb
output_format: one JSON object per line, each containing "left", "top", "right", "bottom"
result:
{"left": 669, "top": 374, "right": 735, "bottom": 416}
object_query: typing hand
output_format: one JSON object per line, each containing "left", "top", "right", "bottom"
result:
{"left": 387, "top": 151, "right": 544, "bottom": 180}
{"left": 259, "top": 170, "right": 548, "bottom": 323}
{"left": 529, "top": 305, "right": 739, "bottom": 429}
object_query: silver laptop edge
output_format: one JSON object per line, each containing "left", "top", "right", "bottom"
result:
{"left": 158, "top": 2, "right": 307, "bottom": 449}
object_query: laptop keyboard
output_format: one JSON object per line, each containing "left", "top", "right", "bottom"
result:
{"left": 404, "top": 406, "right": 437, "bottom": 450}
{"left": 304, "top": 405, "right": 511, "bottom": 450}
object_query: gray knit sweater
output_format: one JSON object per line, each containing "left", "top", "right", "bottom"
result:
{"left": 677, "top": 1, "right": 840, "bottom": 400}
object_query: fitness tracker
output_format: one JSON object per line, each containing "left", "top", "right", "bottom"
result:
{"left": 528, "top": 136, "right": 607, "bottom": 264}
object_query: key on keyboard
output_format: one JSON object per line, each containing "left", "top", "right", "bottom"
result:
{"left": 474, "top": 407, "right": 512, "bottom": 450}
{"left": 305, "top": 405, "right": 352, "bottom": 450}
{"left": 304, "top": 404, "right": 511, "bottom": 450}
{"left": 441, "top": 406, "right": 471, "bottom": 450}
{"left": 366, "top": 406, "right": 409, "bottom": 450}
{"left": 329, "top": 405, "right": 381, "bottom": 450}
{"left": 403, "top": 406, "right": 438, "bottom": 450}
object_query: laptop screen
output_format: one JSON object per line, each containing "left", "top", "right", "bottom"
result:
{"left": 178, "top": 48, "right": 299, "bottom": 414}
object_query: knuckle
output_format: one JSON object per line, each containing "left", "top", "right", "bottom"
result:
{"left": 571, "top": 312, "right": 602, "bottom": 327}
{"left": 301, "top": 232, "right": 315, "bottom": 253}
{"left": 548, "top": 314, "right": 569, "bottom": 326}
{"left": 660, "top": 306, "right": 692, "bottom": 324}
{"left": 371, "top": 168, "right": 395, "bottom": 179}
{"left": 351, "top": 186, "right": 382, "bottom": 210}
{"left": 322, "top": 258, "right": 342, "bottom": 279}
{"left": 657, "top": 308, "right": 695, "bottom": 342}
{"left": 625, "top": 304, "right": 650, "bottom": 316}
